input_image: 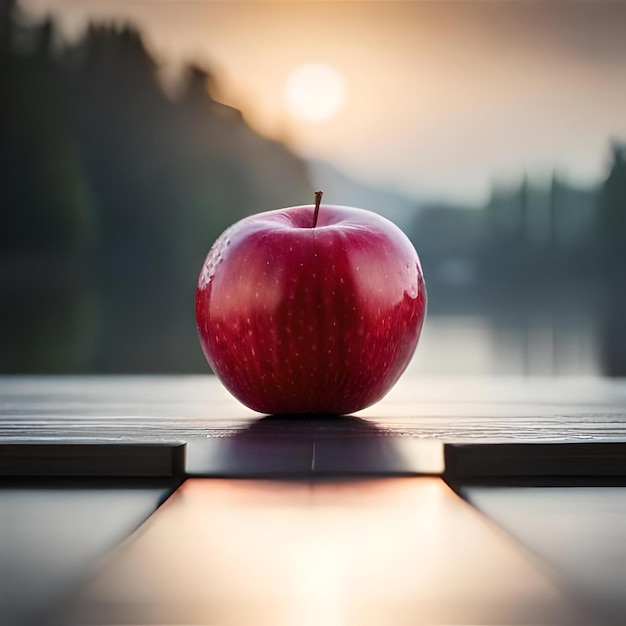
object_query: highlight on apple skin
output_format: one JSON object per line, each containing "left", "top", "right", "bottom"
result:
{"left": 195, "top": 199, "right": 426, "bottom": 415}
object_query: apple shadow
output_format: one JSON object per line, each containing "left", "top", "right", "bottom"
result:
{"left": 237, "top": 413, "right": 384, "bottom": 438}
{"left": 186, "top": 414, "right": 420, "bottom": 478}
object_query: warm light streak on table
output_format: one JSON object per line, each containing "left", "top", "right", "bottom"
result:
{"left": 2, "top": 375, "right": 626, "bottom": 625}
{"left": 61, "top": 478, "right": 585, "bottom": 626}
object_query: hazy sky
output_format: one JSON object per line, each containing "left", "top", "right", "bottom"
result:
{"left": 22, "top": 0, "right": 626, "bottom": 204}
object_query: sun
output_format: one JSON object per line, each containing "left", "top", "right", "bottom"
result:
{"left": 283, "top": 63, "right": 347, "bottom": 123}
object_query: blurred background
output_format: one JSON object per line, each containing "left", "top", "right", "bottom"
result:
{"left": 1, "top": 0, "right": 625, "bottom": 377}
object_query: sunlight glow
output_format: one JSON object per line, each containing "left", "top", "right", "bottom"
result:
{"left": 283, "top": 63, "right": 346, "bottom": 123}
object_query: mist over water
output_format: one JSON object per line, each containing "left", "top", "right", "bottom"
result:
{"left": 409, "top": 313, "right": 600, "bottom": 377}
{"left": 2, "top": 0, "right": 626, "bottom": 377}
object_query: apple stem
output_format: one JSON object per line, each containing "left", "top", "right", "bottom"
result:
{"left": 312, "top": 190, "right": 323, "bottom": 228}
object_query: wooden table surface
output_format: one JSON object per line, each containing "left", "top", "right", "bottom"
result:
{"left": 2, "top": 375, "right": 626, "bottom": 625}
{"left": 3, "top": 374, "right": 626, "bottom": 442}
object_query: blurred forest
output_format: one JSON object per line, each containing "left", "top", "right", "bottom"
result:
{"left": 0, "top": 0, "right": 313, "bottom": 373}
{"left": 410, "top": 143, "right": 626, "bottom": 375}
{"left": 2, "top": 0, "right": 626, "bottom": 375}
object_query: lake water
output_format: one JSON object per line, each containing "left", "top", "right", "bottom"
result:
{"left": 407, "top": 314, "right": 602, "bottom": 377}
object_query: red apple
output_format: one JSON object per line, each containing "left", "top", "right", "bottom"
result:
{"left": 196, "top": 196, "right": 426, "bottom": 415}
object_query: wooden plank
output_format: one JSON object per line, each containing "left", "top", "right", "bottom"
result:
{"left": 2, "top": 376, "right": 626, "bottom": 479}
{"left": 186, "top": 423, "right": 443, "bottom": 477}
{"left": 0, "top": 486, "right": 171, "bottom": 626}
{"left": 3, "top": 375, "right": 626, "bottom": 443}
{"left": 0, "top": 443, "right": 185, "bottom": 477}
{"left": 466, "top": 486, "right": 626, "bottom": 624}
{"left": 444, "top": 442, "right": 626, "bottom": 482}
{"left": 59, "top": 478, "right": 589, "bottom": 625}
{"left": 311, "top": 436, "right": 443, "bottom": 475}
{"left": 185, "top": 437, "right": 312, "bottom": 476}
